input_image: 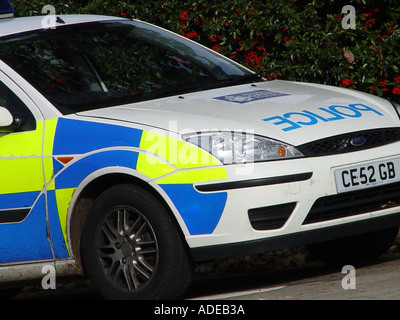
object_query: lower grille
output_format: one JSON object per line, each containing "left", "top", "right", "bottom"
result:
{"left": 248, "top": 202, "right": 296, "bottom": 230}
{"left": 303, "top": 181, "right": 400, "bottom": 224}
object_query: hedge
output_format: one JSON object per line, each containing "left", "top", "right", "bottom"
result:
{"left": 11, "top": 0, "right": 400, "bottom": 102}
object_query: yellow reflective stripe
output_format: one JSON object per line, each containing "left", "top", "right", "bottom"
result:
{"left": 0, "top": 121, "right": 46, "bottom": 193}
{"left": 139, "top": 130, "right": 220, "bottom": 169}
{"left": 0, "top": 121, "right": 43, "bottom": 157}
{"left": 156, "top": 167, "right": 227, "bottom": 185}
{"left": 0, "top": 158, "right": 43, "bottom": 193}
{"left": 43, "top": 119, "right": 58, "bottom": 185}
{"left": 55, "top": 187, "right": 75, "bottom": 254}
{"left": 43, "top": 118, "right": 58, "bottom": 156}
{"left": 136, "top": 153, "right": 175, "bottom": 179}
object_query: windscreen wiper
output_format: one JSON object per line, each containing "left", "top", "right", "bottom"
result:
{"left": 141, "top": 74, "right": 265, "bottom": 101}
{"left": 218, "top": 73, "right": 264, "bottom": 86}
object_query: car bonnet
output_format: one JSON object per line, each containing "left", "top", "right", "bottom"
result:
{"left": 77, "top": 80, "right": 400, "bottom": 146}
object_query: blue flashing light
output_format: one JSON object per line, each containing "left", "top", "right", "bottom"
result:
{"left": 0, "top": 0, "right": 14, "bottom": 18}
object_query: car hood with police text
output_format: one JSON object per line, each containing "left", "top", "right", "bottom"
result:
{"left": 77, "top": 80, "right": 400, "bottom": 146}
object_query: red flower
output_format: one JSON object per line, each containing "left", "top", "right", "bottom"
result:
{"left": 245, "top": 51, "right": 262, "bottom": 63}
{"left": 180, "top": 10, "right": 188, "bottom": 21}
{"left": 334, "top": 14, "right": 342, "bottom": 21}
{"left": 341, "top": 78, "right": 353, "bottom": 86}
{"left": 183, "top": 31, "right": 198, "bottom": 39}
{"left": 195, "top": 18, "right": 204, "bottom": 26}
{"left": 393, "top": 86, "right": 400, "bottom": 95}
{"left": 212, "top": 43, "right": 220, "bottom": 52}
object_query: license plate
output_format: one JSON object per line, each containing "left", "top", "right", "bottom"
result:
{"left": 334, "top": 157, "right": 400, "bottom": 193}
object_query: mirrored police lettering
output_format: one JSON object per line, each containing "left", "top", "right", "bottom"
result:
{"left": 262, "top": 103, "right": 384, "bottom": 132}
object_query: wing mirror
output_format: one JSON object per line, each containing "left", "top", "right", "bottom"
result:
{"left": 0, "top": 107, "right": 14, "bottom": 132}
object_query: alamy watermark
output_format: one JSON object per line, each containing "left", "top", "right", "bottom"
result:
{"left": 341, "top": 265, "right": 356, "bottom": 290}
{"left": 342, "top": 5, "right": 356, "bottom": 30}
{"left": 41, "top": 5, "right": 57, "bottom": 29}
{"left": 41, "top": 264, "right": 56, "bottom": 290}
{"left": 41, "top": 4, "right": 357, "bottom": 30}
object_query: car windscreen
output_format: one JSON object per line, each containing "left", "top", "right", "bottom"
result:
{"left": 0, "top": 20, "right": 258, "bottom": 114}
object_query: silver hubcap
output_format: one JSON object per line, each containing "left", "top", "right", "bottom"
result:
{"left": 96, "top": 206, "right": 158, "bottom": 293}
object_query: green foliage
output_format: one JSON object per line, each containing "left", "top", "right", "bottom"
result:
{"left": 12, "top": 0, "right": 400, "bottom": 101}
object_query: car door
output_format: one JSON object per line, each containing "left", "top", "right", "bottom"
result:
{"left": 0, "top": 73, "right": 53, "bottom": 263}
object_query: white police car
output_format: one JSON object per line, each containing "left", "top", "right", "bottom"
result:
{"left": 0, "top": 0, "right": 400, "bottom": 299}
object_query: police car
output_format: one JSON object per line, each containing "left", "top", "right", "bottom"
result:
{"left": 1, "top": 0, "right": 400, "bottom": 299}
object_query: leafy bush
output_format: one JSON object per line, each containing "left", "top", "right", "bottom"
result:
{"left": 12, "top": 0, "right": 400, "bottom": 102}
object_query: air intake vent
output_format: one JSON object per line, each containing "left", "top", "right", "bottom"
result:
{"left": 248, "top": 202, "right": 296, "bottom": 230}
{"left": 303, "top": 181, "right": 400, "bottom": 224}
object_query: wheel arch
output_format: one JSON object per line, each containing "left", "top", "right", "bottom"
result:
{"left": 68, "top": 171, "right": 191, "bottom": 273}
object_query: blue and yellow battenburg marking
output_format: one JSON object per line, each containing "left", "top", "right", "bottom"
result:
{"left": 0, "top": 118, "right": 227, "bottom": 263}
{"left": 0, "top": 121, "right": 53, "bottom": 263}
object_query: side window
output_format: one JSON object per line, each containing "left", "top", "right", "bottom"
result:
{"left": 0, "top": 81, "right": 36, "bottom": 131}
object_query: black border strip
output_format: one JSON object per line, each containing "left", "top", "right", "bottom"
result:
{"left": 195, "top": 172, "right": 313, "bottom": 192}
{"left": 0, "top": 208, "right": 30, "bottom": 223}
{"left": 191, "top": 212, "right": 400, "bottom": 262}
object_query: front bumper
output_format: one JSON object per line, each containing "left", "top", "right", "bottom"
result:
{"left": 192, "top": 212, "right": 400, "bottom": 261}
{"left": 186, "top": 142, "right": 400, "bottom": 261}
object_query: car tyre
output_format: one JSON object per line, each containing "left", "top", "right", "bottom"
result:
{"left": 81, "top": 184, "right": 193, "bottom": 299}
{"left": 306, "top": 226, "right": 399, "bottom": 266}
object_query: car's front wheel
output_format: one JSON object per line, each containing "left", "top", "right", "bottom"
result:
{"left": 81, "top": 184, "right": 193, "bottom": 299}
{"left": 306, "top": 226, "right": 399, "bottom": 266}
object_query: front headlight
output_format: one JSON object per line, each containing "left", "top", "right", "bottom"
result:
{"left": 182, "top": 131, "right": 304, "bottom": 164}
